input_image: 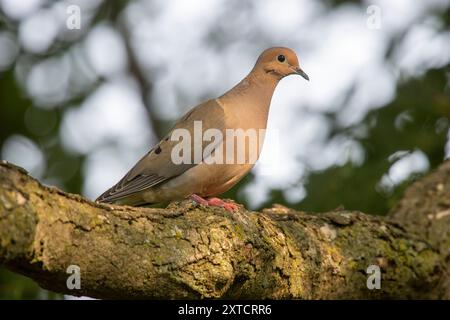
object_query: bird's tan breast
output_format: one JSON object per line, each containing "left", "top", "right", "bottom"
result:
{"left": 158, "top": 161, "right": 254, "bottom": 198}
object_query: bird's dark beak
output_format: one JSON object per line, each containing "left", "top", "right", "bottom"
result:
{"left": 295, "top": 67, "right": 309, "bottom": 81}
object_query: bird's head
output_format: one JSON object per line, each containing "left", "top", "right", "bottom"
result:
{"left": 254, "top": 47, "right": 309, "bottom": 81}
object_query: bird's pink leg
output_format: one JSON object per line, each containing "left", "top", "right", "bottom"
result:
{"left": 189, "top": 194, "right": 238, "bottom": 212}
{"left": 189, "top": 194, "right": 209, "bottom": 206}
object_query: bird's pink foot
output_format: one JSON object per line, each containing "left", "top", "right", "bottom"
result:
{"left": 189, "top": 194, "right": 238, "bottom": 212}
{"left": 189, "top": 194, "right": 209, "bottom": 206}
{"left": 207, "top": 197, "right": 239, "bottom": 212}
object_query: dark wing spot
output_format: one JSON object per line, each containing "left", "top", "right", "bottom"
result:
{"left": 155, "top": 146, "right": 162, "bottom": 154}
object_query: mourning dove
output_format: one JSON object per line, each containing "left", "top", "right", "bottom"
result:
{"left": 96, "top": 47, "right": 308, "bottom": 211}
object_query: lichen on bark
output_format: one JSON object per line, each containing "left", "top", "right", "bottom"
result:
{"left": 1, "top": 160, "right": 450, "bottom": 299}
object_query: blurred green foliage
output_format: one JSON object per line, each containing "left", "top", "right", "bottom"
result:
{"left": 0, "top": 269, "right": 62, "bottom": 300}
{"left": 297, "top": 66, "right": 450, "bottom": 214}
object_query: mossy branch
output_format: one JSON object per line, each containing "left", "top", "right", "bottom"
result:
{"left": 1, "top": 160, "right": 450, "bottom": 299}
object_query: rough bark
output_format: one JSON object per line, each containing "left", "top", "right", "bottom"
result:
{"left": 1, "top": 160, "right": 450, "bottom": 299}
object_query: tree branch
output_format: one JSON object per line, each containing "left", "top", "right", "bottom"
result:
{"left": 1, "top": 160, "right": 450, "bottom": 299}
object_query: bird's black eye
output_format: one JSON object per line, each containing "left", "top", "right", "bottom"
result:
{"left": 277, "top": 54, "right": 286, "bottom": 63}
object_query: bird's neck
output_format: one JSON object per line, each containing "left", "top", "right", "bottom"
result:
{"left": 218, "top": 69, "right": 279, "bottom": 127}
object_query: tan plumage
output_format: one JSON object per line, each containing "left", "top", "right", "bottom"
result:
{"left": 96, "top": 47, "right": 308, "bottom": 207}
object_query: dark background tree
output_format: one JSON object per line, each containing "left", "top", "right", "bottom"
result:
{"left": 0, "top": 0, "right": 449, "bottom": 299}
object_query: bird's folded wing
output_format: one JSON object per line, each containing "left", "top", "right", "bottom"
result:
{"left": 96, "top": 99, "right": 226, "bottom": 203}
